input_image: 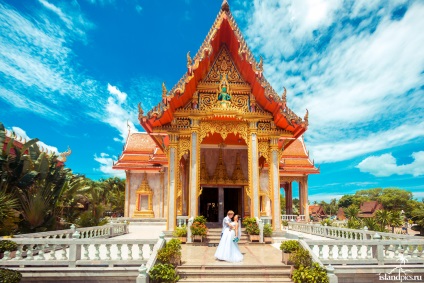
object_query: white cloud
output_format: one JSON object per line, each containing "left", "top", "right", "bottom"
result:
{"left": 239, "top": 0, "right": 424, "bottom": 164}
{"left": 308, "top": 193, "right": 344, "bottom": 203}
{"left": 104, "top": 83, "right": 138, "bottom": 142}
{"left": 10, "top": 126, "right": 59, "bottom": 154}
{"left": 94, "top": 153, "right": 125, "bottom": 178}
{"left": 357, "top": 151, "right": 424, "bottom": 177}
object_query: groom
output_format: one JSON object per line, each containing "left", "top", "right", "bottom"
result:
{"left": 221, "top": 210, "right": 234, "bottom": 237}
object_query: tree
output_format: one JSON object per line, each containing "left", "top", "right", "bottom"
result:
{"left": 388, "top": 211, "right": 404, "bottom": 233}
{"left": 377, "top": 188, "right": 413, "bottom": 213}
{"left": 344, "top": 205, "right": 360, "bottom": 220}
{"left": 375, "top": 210, "right": 392, "bottom": 232}
{"left": 410, "top": 202, "right": 424, "bottom": 235}
{"left": 280, "top": 195, "right": 286, "bottom": 215}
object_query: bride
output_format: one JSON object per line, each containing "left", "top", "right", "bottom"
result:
{"left": 214, "top": 214, "right": 243, "bottom": 262}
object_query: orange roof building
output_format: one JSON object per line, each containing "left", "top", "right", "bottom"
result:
{"left": 114, "top": 1, "right": 319, "bottom": 231}
{"left": 358, "top": 201, "right": 383, "bottom": 218}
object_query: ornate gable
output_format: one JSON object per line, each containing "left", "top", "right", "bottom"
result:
{"left": 204, "top": 45, "right": 245, "bottom": 84}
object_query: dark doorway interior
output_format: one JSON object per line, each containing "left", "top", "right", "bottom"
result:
{"left": 224, "top": 188, "right": 242, "bottom": 218}
{"left": 199, "top": 187, "right": 218, "bottom": 222}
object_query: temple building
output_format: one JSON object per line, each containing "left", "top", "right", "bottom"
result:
{"left": 113, "top": 1, "right": 319, "bottom": 231}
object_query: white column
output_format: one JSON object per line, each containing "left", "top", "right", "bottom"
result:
{"left": 303, "top": 177, "right": 309, "bottom": 221}
{"left": 167, "top": 136, "right": 178, "bottom": 231}
{"left": 189, "top": 130, "right": 198, "bottom": 217}
{"left": 124, "top": 170, "right": 130, "bottom": 217}
{"left": 271, "top": 144, "right": 281, "bottom": 230}
{"left": 250, "top": 122, "right": 259, "bottom": 218}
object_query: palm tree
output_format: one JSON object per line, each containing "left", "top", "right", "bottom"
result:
{"left": 344, "top": 205, "right": 360, "bottom": 220}
{"left": 375, "top": 210, "right": 392, "bottom": 232}
{"left": 388, "top": 211, "right": 404, "bottom": 233}
{"left": 362, "top": 217, "right": 380, "bottom": 231}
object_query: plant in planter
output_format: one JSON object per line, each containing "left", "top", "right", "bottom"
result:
{"left": 289, "top": 247, "right": 312, "bottom": 269}
{"left": 243, "top": 217, "right": 260, "bottom": 241}
{"left": 173, "top": 225, "right": 187, "bottom": 243}
{"left": 0, "top": 240, "right": 18, "bottom": 259}
{"left": 149, "top": 263, "right": 180, "bottom": 283}
{"left": 157, "top": 239, "right": 182, "bottom": 267}
{"left": 242, "top": 217, "right": 256, "bottom": 227}
{"left": 263, "top": 223, "right": 273, "bottom": 243}
{"left": 190, "top": 219, "right": 208, "bottom": 242}
{"left": 0, "top": 268, "right": 22, "bottom": 283}
{"left": 280, "top": 240, "right": 300, "bottom": 264}
{"left": 292, "top": 262, "right": 329, "bottom": 283}
{"left": 281, "top": 220, "right": 289, "bottom": 227}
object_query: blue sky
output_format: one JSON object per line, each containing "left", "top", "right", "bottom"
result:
{"left": 0, "top": 0, "right": 423, "bottom": 202}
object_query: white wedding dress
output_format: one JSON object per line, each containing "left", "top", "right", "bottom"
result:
{"left": 214, "top": 221, "right": 243, "bottom": 262}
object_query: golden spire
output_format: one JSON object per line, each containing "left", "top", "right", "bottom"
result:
{"left": 221, "top": 0, "right": 229, "bottom": 11}
{"left": 281, "top": 87, "right": 287, "bottom": 103}
{"left": 162, "top": 82, "right": 167, "bottom": 98}
{"left": 186, "top": 51, "right": 192, "bottom": 68}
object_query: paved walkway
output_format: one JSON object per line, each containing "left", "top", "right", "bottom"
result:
{"left": 181, "top": 244, "right": 285, "bottom": 266}
{"left": 112, "top": 223, "right": 166, "bottom": 240}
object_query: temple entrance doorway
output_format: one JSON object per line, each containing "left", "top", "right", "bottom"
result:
{"left": 224, "top": 187, "right": 242, "bottom": 219}
{"left": 199, "top": 187, "right": 219, "bottom": 222}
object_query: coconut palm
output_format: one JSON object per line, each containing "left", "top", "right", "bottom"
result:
{"left": 375, "top": 210, "right": 392, "bottom": 232}
{"left": 388, "top": 211, "right": 404, "bottom": 233}
{"left": 344, "top": 205, "right": 360, "bottom": 220}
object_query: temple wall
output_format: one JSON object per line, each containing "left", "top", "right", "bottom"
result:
{"left": 201, "top": 148, "right": 248, "bottom": 179}
{"left": 128, "top": 171, "right": 167, "bottom": 218}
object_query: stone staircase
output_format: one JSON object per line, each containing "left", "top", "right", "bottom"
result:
{"left": 206, "top": 228, "right": 249, "bottom": 246}
{"left": 177, "top": 264, "right": 292, "bottom": 282}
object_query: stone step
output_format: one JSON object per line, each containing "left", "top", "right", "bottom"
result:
{"left": 178, "top": 278, "right": 292, "bottom": 283}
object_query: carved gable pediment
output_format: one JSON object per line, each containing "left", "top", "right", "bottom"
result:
{"left": 204, "top": 45, "right": 245, "bottom": 84}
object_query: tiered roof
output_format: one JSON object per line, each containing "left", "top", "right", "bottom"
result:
{"left": 280, "top": 136, "right": 319, "bottom": 175}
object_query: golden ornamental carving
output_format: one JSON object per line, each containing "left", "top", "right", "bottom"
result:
{"left": 199, "top": 121, "right": 248, "bottom": 144}
{"left": 258, "top": 141, "right": 270, "bottom": 161}
{"left": 200, "top": 153, "right": 209, "bottom": 183}
{"left": 280, "top": 176, "right": 306, "bottom": 183}
{"left": 199, "top": 92, "right": 249, "bottom": 112}
{"left": 204, "top": 45, "right": 244, "bottom": 83}
{"left": 231, "top": 153, "right": 247, "bottom": 183}
{"left": 257, "top": 122, "right": 271, "bottom": 132}
{"left": 212, "top": 148, "right": 229, "bottom": 183}
{"left": 134, "top": 173, "right": 154, "bottom": 218}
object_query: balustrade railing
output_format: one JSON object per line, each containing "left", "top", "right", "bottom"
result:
{"left": 13, "top": 223, "right": 128, "bottom": 239}
{"left": 282, "top": 215, "right": 305, "bottom": 222}
{"left": 0, "top": 238, "right": 157, "bottom": 268}
{"left": 288, "top": 222, "right": 418, "bottom": 241}
{"left": 302, "top": 239, "right": 424, "bottom": 265}
{"left": 177, "top": 216, "right": 189, "bottom": 227}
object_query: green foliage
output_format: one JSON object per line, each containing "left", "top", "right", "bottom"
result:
{"left": 0, "top": 240, "right": 17, "bottom": 253}
{"left": 245, "top": 222, "right": 259, "bottom": 235}
{"left": 280, "top": 240, "right": 300, "bottom": 253}
{"left": 289, "top": 247, "right": 312, "bottom": 269}
{"left": 411, "top": 203, "right": 424, "bottom": 235}
{"left": 282, "top": 220, "right": 289, "bottom": 226}
{"left": 320, "top": 218, "right": 333, "bottom": 226}
{"left": 280, "top": 195, "right": 286, "bottom": 214}
{"left": 190, "top": 221, "right": 207, "bottom": 236}
{"left": 0, "top": 188, "right": 19, "bottom": 236}
{"left": 263, "top": 223, "right": 273, "bottom": 237}
{"left": 149, "top": 263, "right": 179, "bottom": 283}
{"left": 157, "top": 239, "right": 182, "bottom": 267}
{"left": 292, "top": 262, "right": 329, "bottom": 283}
{"left": 0, "top": 268, "right": 22, "bottom": 283}
{"left": 172, "top": 225, "right": 187, "bottom": 237}
{"left": 344, "top": 205, "right": 360, "bottom": 220}
{"left": 346, "top": 218, "right": 362, "bottom": 229}
{"left": 242, "top": 217, "right": 256, "bottom": 227}
{"left": 75, "top": 210, "right": 108, "bottom": 228}
{"left": 375, "top": 210, "right": 392, "bottom": 231}
{"left": 193, "top": 215, "right": 207, "bottom": 225}
{"left": 362, "top": 217, "right": 381, "bottom": 232}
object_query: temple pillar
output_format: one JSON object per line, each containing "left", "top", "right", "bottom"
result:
{"left": 299, "top": 181, "right": 304, "bottom": 215}
{"left": 124, "top": 170, "right": 130, "bottom": 217}
{"left": 248, "top": 121, "right": 259, "bottom": 218}
{"left": 218, "top": 186, "right": 224, "bottom": 223}
{"left": 167, "top": 134, "right": 178, "bottom": 231}
{"left": 160, "top": 170, "right": 165, "bottom": 218}
{"left": 189, "top": 119, "right": 200, "bottom": 217}
{"left": 270, "top": 138, "right": 281, "bottom": 230}
{"left": 303, "top": 177, "right": 309, "bottom": 221}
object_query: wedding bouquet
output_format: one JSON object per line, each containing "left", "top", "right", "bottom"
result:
{"left": 233, "top": 237, "right": 239, "bottom": 243}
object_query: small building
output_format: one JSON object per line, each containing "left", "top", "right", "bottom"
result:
{"left": 337, "top": 207, "right": 346, "bottom": 221}
{"left": 358, "top": 201, "right": 383, "bottom": 218}
{"left": 309, "top": 205, "right": 326, "bottom": 220}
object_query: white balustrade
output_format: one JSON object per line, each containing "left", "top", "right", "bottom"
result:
{"left": 281, "top": 215, "right": 305, "bottom": 222}
{"left": 12, "top": 223, "right": 128, "bottom": 239}
{"left": 0, "top": 238, "right": 158, "bottom": 268}
{"left": 288, "top": 222, "right": 418, "bottom": 241}
{"left": 301, "top": 239, "right": 424, "bottom": 265}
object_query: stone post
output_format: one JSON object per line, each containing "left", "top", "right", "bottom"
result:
{"left": 125, "top": 170, "right": 130, "bottom": 217}
{"left": 187, "top": 217, "right": 193, "bottom": 244}
{"left": 257, "top": 217, "right": 264, "bottom": 243}
{"left": 372, "top": 233, "right": 384, "bottom": 265}
{"left": 136, "top": 264, "right": 148, "bottom": 283}
{"left": 270, "top": 138, "right": 281, "bottom": 230}
{"left": 326, "top": 265, "right": 338, "bottom": 283}
{"left": 69, "top": 230, "right": 81, "bottom": 268}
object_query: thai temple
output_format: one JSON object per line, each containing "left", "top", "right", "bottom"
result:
{"left": 113, "top": 0, "right": 319, "bottom": 231}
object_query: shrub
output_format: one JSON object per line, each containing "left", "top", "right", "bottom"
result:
{"left": 320, "top": 218, "right": 333, "bottom": 227}
{"left": 280, "top": 240, "right": 300, "bottom": 253}
{"left": 263, "top": 223, "right": 273, "bottom": 237}
{"left": 292, "top": 262, "right": 329, "bottom": 283}
{"left": 289, "top": 247, "right": 312, "bottom": 269}
{"left": 0, "top": 268, "right": 22, "bottom": 283}
{"left": 282, "top": 220, "right": 289, "bottom": 226}
{"left": 190, "top": 222, "right": 207, "bottom": 236}
{"left": 245, "top": 223, "right": 259, "bottom": 235}
{"left": 242, "top": 217, "right": 256, "bottom": 227}
{"left": 149, "top": 263, "right": 179, "bottom": 283}
{"left": 157, "top": 239, "right": 182, "bottom": 267}
{"left": 0, "top": 240, "right": 17, "bottom": 253}
{"left": 193, "top": 215, "right": 207, "bottom": 225}
{"left": 173, "top": 225, "right": 187, "bottom": 237}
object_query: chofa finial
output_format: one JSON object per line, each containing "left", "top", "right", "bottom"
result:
{"left": 162, "top": 82, "right": 167, "bottom": 98}
{"left": 186, "top": 51, "right": 192, "bottom": 68}
{"left": 282, "top": 87, "right": 287, "bottom": 102}
{"left": 221, "top": 0, "right": 229, "bottom": 11}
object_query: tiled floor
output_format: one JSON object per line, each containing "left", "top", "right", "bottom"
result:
{"left": 181, "top": 244, "right": 285, "bottom": 266}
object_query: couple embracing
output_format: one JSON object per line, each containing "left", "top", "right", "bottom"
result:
{"left": 214, "top": 210, "right": 244, "bottom": 262}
